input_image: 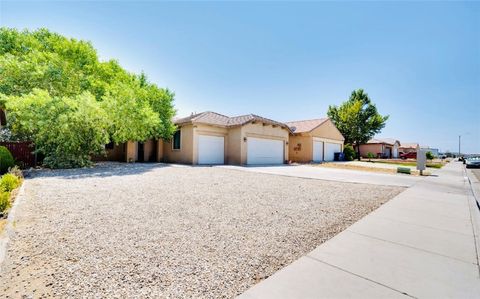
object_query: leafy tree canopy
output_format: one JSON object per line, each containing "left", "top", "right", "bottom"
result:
{"left": 0, "top": 28, "right": 176, "bottom": 167}
{"left": 327, "top": 89, "right": 389, "bottom": 159}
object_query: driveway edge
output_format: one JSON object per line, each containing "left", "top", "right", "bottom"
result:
{"left": 0, "top": 182, "right": 26, "bottom": 266}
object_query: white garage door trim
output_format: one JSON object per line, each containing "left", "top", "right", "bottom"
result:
{"left": 325, "top": 142, "right": 342, "bottom": 161}
{"left": 313, "top": 140, "right": 324, "bottom": 162}
{"left": 198, "top": 135, "right": 224, "bottom": 164}
{"left": 247, "top": 137, "right": 284, "bottom": 165}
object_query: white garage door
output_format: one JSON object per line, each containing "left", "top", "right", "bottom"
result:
{"left": 247, "top": 137, "right": 284, "bottom": 165}
{"left": 313, "top": 141, "right": 324, "bottom": 162}
{"left": 325, "top": 143, "right": 342, "bottom": 161}
{"left": 198, "top": 135, "right": 224, "bottom": 164}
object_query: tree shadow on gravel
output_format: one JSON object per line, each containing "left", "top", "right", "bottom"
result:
{"left": 26, "top": 162, "right": 173, "bottom": 179}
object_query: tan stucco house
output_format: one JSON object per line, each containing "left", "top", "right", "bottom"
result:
{"left": 163, "top": 111, "right": 291, "bottom": 165}
{"left": 286, "top": 118, "right": 345, "bottom": 163}
{"left": 358, "top": 138, "right": 401, "bottom": 158}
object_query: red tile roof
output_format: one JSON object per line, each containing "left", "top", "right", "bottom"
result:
{"left": 367, "top": 138, "right": 400, "bottom": 146}
{"left": 285, "top": 118, "right": 328, "bottom": 133}
{"left": 174, "top": 111, "right": 291, "bottom": 131}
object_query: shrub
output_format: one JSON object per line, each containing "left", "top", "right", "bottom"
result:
{"left": 343, "top": 144, "right": 355, "bottom": 161}
{"left": 0, "top": 191, "right": 10, "bottom": 213}
{"left": 0, "top": 146, "right": 14, "bottom": 174}
{"left": 367, "top": 152, "right": 375, "bottom": 160}
{"left": 426, "top": 151, "right": 434, "bottom": 160}
{"left": 0, "top": 173, "right": 20, "bottom": 192}
{"left": 8, "top": 166, "right": 23, "bottom": 179}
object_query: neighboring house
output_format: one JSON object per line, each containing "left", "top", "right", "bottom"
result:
{"left": 286, "top": 118, "right": 345, "bottom": 163}
{"left": 163, "top": 111, "right": 291, "bottom": 165}
{"left": 399, "top": 142, "right": 419, "bottom": 154}
{"left": 359, "top": 138, "right": 401, "bottom": 159}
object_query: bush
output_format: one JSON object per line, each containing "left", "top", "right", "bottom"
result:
{"left": 367, "top": 152, "right": 375, "bottom": 160}
{"left": 343, "top": 144, "right": 355, "bottom": 161}
{"left": 0, "top": 173, "right": 20, "bottom": 192}
{"left": 0, "top": 191, "right": 10, "bottom": 213}
{"left": 426, "top": 151, "right": 434, "bottom": 160}
{"left": 0, "top": 146, "right": 14, "bottom": 174}
{"left": 8, "top": 166, "right": 23, "bottom": 179}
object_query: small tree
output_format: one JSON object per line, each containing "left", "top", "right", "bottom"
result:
{"left": 6, "top": 89, "right": 110, "bottom": 168}
{"left": 426, "top": 151, "right": 434, "bottom": 160}
{"left": 328, "top": 89, "right": 389, "bottom": 160}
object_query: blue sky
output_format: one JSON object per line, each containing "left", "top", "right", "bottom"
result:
{"left": 1, "top": 1, "right": 479, "bottom": 153}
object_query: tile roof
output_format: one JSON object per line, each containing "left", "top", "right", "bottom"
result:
{"left": 399, "top": 142, "right": 419, "bottom": 149}
{"left": 174, "top": 111, "right": 291, "bottom": 131}
{"left": 367, "top": 138, "right": 400, "bottom": 145}
{"left": 285, "top": 118, "right": 328, "bottom": 133}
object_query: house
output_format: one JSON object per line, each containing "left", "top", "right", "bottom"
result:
{"left": 286, "top": 118, "right": 345, "bottom": 163}
{"left": 399, "top": 142, "right": 419, "bottom": 154}
{"left": 359, "top": 138, "right": 401, "bottom": 159}
{"left": 163, "top": 111, "right": 291, "bottom": 165}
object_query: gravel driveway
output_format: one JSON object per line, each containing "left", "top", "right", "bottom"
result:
{"left": 0, "top": 163, "right": 404, "bottom": 298}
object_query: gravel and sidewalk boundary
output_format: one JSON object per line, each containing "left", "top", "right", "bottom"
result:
{"left": 239, "top": 162, "right": 480, "bottom": 298}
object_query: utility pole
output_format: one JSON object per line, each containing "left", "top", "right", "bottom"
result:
{"left": 458, "top": 135, "right": 461, "bottom": 157}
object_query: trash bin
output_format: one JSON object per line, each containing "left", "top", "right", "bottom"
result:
{"left": 334, "top": 152, "right": 344, "bottom": 161}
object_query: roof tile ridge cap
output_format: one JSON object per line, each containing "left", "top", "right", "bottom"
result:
{"left": 285, "top": 117, "right": 328, "bottom": 124}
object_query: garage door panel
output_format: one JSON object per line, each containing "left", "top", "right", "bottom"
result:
{"left": 247, "top": 138, "right": 284, "bottom": 165}
{"left": 198, "top": 135, "right": 224, "bottom": 164}
{"left": 325, "top": 143, "right": 341, "bottom": 161}
{"left": 313, "top": 141, "right": 324, "bottom": 162}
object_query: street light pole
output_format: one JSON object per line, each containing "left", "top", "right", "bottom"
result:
{"left": 458, "top": 135, "right": 461, "bottom": 157}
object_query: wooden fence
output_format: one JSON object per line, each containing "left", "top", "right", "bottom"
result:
{"left": 0, "top": 141, "right": 36, "bottom": 168}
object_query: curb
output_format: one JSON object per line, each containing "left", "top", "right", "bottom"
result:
{"left": 465, "top": 168, "right": 480, "bottom": 273}
{"left": 0, "top": 182, "right": 26, "bottom": 266}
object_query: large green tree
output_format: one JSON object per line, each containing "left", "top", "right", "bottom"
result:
{"left": 327, "top": 89, "right": 389, "bottom": 160}
{"left": 0, "top": 28, "right": 176, "bottom": 168}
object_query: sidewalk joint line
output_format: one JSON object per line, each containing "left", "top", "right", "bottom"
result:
{"left": 305, "top": 255, "right": 417, "bottom": 298}
{"left": 346, "top": 230, "right": 477, "bottom": 265}
{"left": 372, "top": 215, "right": 474, "bottom": 236}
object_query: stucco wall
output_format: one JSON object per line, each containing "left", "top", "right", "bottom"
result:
{"left": 310, "top": 120, "right": 345, "bottom": 141}
{"left": 163, "top": 125, "right": 194, "bottom": 164}
{"left": 143, "top": 139, "right": 155, "bottom": 162}
{"left": 359, "top": 144, "right": 383, "bottom": 158}
{"left": 288, "top": 134, "right": 312, "bottom": 163}
{"left": 227, "top": 126, "right": 242, "bottom": 165}
{"left": 94, "top": 143, "right": 126, "bottom": 162}
{"left": 156, "top": 140, "right": 164, "bottom": 162}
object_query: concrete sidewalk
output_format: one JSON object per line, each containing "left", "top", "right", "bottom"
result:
{"left": 218, "top": 164, "right": 421, "bottom": 187}
{"left": 238, "top": 162, "right": 480, "bottom": 298}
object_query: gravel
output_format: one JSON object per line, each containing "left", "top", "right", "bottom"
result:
{"left": 0, "top": 163, "right": 404, "bottom": 298}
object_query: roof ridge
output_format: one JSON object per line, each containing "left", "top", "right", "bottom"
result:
{"left": 285, "top": 117, "right": 328, "bottom": 124}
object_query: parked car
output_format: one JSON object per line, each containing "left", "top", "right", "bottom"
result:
{"left": 400, "top": 152, "right": 416, "bottom": 159}
{"left": 466, "top": 157, "right": 480, "bottom": 168}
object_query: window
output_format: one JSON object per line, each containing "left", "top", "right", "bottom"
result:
{"left": 173, "top": 130, "right": 181, "bottom": 150}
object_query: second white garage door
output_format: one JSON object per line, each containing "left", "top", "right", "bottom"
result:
{"left": 198, "top": 135, "right": 224, "bottom": 164}
{"left": 247, "top": 137, "right": 284, "bottom": 165}
{"left": 325, "top": 143, "right": 342, "bottom": 161}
